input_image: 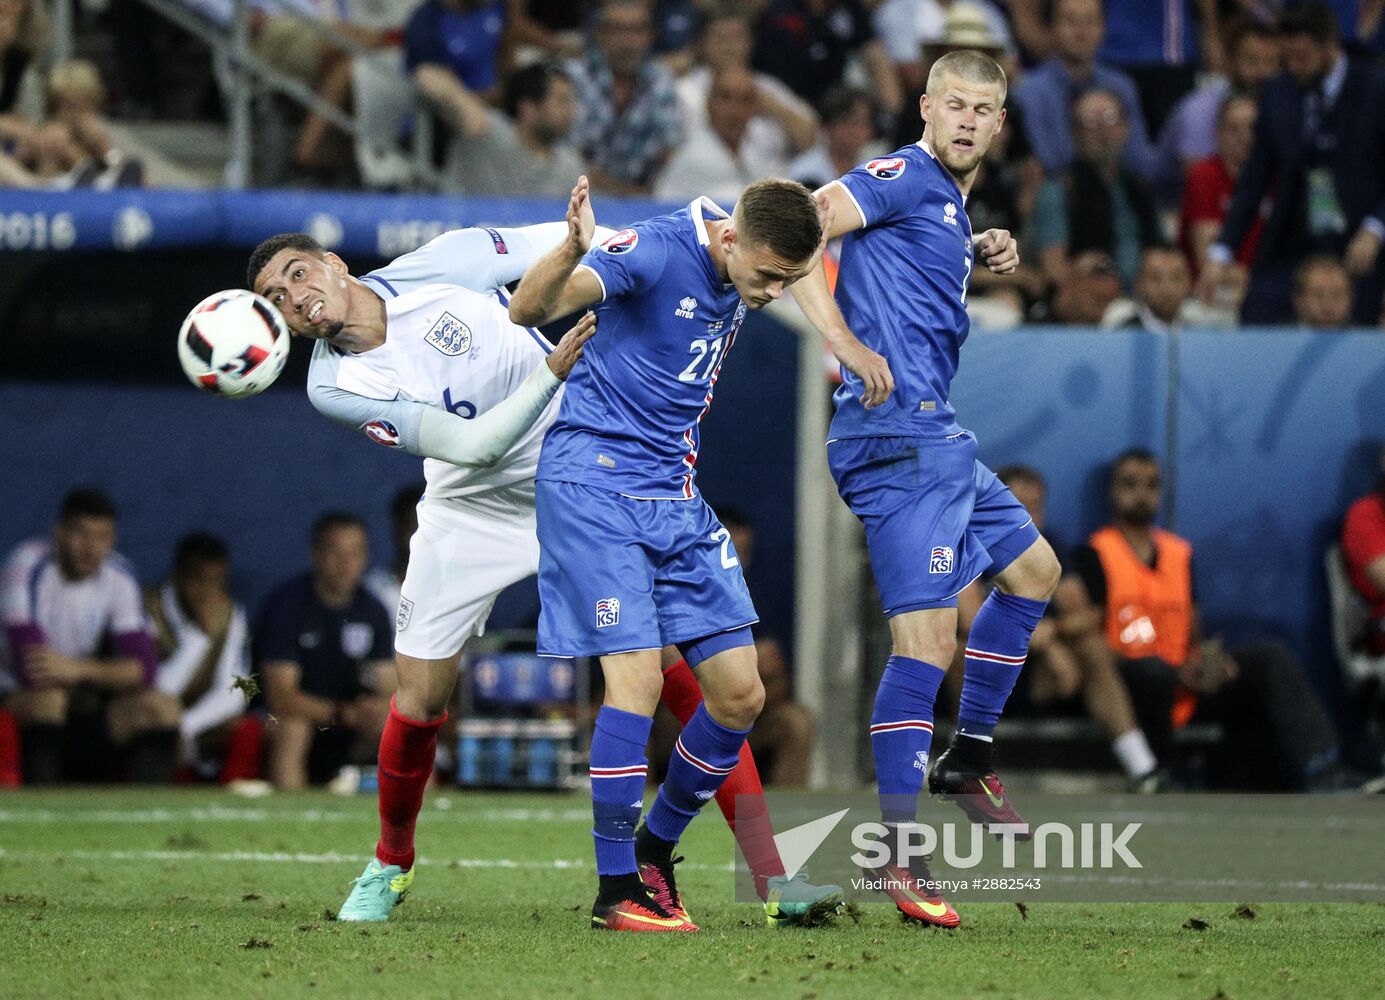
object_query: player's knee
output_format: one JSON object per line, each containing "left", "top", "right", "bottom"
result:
{"left": 707, "top": 671, "right": 765, "bottom": 729}
{"left": 8, "top": 688, "right": 69, "bottom": 726}
{"left": 998, "top": 539, "right": 1061, "bottom": 600}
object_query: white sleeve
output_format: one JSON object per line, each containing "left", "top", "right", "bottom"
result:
{"left": 179, "top": 608, "right": 250, "bottom": 741}
{"left": 108, "top": 565, "right": 148, "bottom": 636}
{"left": 311, "top": 361, "right": 561, "bottom": 468}
{"left": 367, "top": 224, "right": 619, "bottom": 295}
{"left": 155, "top": 628, "right": 212, "bottom": 698}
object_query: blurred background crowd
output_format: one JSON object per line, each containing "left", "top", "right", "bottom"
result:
{"left": 6, "top": 0, "right": 1385, "bottom": 328}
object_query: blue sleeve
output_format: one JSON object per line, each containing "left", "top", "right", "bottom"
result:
{"left": 837, "top": 155, "right": 927, "bottom": 229}
{"left": 578, "top": 225, "right": 669, "bottom": 302}
{"left": 404, "top": 4, "right": 445, "bottom": 72}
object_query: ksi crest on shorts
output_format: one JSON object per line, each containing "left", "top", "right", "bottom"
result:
{"left": 595, "top": 597, "right": 621, "bottom": 628}
{"left": 929, "top": 546, "right": 954, "bottom": 575}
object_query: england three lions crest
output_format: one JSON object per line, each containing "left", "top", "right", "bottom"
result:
{"left": 425, "top": 312, "right": 473, "bottom": 356}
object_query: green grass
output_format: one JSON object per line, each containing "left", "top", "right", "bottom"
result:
{"left": 1, "top": 788, "right": 1381, "bottom": 999}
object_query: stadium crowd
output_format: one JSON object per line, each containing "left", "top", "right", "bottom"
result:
{"left": 4, "top": 0, "right": 1385, "bottom": 327}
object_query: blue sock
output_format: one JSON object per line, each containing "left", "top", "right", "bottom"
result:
{"left": 871, "top": 655, "right": 945, "bottom": 824}
{"left": 958, "top": 590, "right": 1048, "bottom": 739}
{"left": 645, "top": 704, "right": 747, "bottom": 845}
{"left": 589, "top": 706, "right": 652, "bottom": 876}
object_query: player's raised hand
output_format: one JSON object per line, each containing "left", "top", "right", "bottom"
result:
{"left": 546, "top": 310, "right": 597, "bottom": 381}
{"left": 976, "top": 228, "right": 1019, "bottom": 274}
{"left": 834, "top": 336, "right": 895, "bottom": 409}
{"left": 565, "top": 175, "right": 596, "bottom": 257}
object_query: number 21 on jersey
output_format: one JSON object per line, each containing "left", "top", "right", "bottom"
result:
{"left": 678, "top": 336, "right": 725, "bottom": 382}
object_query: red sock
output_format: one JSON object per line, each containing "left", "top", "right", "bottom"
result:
{"left": 376, "top": 696, "right": 447, "bottom": 871}
{"left": 0, "top": 709, "right": 20, "bottom": 788}
{"left": 660, "top": 658, "right": 786, "bottom": 899}
{"left": 218, "top": 715, "right": 265, "bottom": 784}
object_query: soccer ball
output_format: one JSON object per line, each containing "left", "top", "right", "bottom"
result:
{"left": 177, "top": 289, "right": 291, "bottom": 398}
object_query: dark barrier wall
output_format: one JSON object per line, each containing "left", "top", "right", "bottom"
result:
{"left": 951, "top": 329, "right": 1385, "bottom": 686}
{"left": 0, "top": 308, "right": 801, "bottom": 650}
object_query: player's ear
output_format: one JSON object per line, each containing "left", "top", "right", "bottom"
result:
{"left": 324, "top": 252, "right": 349, "bottom": 277}
{"left": 721, "top": 224, "right": 737, "bottom": 255}
{"left": 919, "top": 92, "right": 930, "bottom": 125}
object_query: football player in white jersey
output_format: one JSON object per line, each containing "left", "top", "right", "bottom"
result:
{"left": 248, "top": 220, "right": 599, "bottom": 921}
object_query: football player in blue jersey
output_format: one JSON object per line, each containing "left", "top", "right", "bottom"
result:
{"left": 509, "top": 177, "right": 881, "bottom": 932}
{"left": 791, "top": 49, "right": 1063, "bottom": 927}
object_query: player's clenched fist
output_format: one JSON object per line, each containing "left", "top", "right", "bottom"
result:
{"left": 565, "top": 175, "right": 596, "bottom": 258}
{"left": 546, "top": 310, "right": 597, "bottom": 380}
{"left": 976, "top": 228, "right": 1019, "bottom": 274}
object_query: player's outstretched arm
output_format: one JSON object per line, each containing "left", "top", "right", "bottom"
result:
{"left": 508, "top": 176, "right": 605, "bottom": 326}
{"left": 310, "top": 314, "right": 596, "bottom": 469}
{"left": 792, "top": 184, "right": 895, "bottom": 409}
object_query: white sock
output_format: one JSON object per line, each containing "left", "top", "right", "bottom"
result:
{"left": 1112, "top": 729, "right": 1157, "bottom": 779}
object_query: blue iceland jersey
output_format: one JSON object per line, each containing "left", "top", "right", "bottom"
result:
{"left": 829, "top": 143, "right": 974, "bottom": 441}
{"left": 537, "top": 198, "right": 748, "bottom": 500}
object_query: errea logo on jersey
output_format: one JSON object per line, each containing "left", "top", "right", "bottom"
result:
{"left": 601, "top": 229, "right": 639, "bottom": 254}
{"left": 943, "top": 202, "right": 958, "bottom": 226}
{"left": 425, "top": 312, "right": 472, "bottom": 356}
{"left": 675, "top": 296, "right": 697, "bottom": 319}
{"left": 865, "top": 157, "right": 907, "bottom": 180}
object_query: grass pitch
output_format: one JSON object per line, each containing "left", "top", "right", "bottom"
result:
{"left": 1, "top": 788, "right": 1381, "bottom": 999}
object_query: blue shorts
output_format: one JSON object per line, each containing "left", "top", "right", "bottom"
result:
{"left": 535, "top": 481, "right": 758, "bottom": 657}
{"left": 828, "top": 432, "right": 1040, "bottom": 616}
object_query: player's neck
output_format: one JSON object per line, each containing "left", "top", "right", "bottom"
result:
{"left": 328, "top": 281, "right": 389, "bottom": 353}
{"left": 704, "top": 219, "right": 733, "bottom": 284}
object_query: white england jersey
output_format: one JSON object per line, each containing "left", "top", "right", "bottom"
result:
{"left": 0, "top": 539, "right": 146, "bottom": 691}
{"left": 306, "top": 222, "right": 610, "bottom": 502}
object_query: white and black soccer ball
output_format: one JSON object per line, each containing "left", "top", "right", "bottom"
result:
{"left": 177, "top": 289, "right": 291, "bottom": 398}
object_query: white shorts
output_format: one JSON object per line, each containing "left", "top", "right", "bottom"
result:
{"left": 393, "top": 488, "right": 539, "bottom": 660}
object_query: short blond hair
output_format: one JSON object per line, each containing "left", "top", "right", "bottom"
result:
{"left": 926, "top": 50, "right": 1008, "bottom": 105}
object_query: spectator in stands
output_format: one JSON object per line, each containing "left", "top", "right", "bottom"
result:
{"left": 1012, "top": 0, "right": 1158, "bottom": 183}
{"left": 1030, "top": 88, "right": 1162, "bottom": 297}
{"left": 441, "top": 62, "right": 584, "bottom": 196}
{"left": 0, "top": 0, "right": 44, "bottom": 118}
{"left": 566, "top": 0, "right": 681, "bottom": 195}
{"left": 1097, "top": 0, "right": 1226, "bottom": 135}
{"left": 43, "top": 60, "right": 142, "bottom": 187}
{"left": 788, "top": 86, "right": 883, "bottom": 190}
{"left": 1293, "top": 253, "right": 1354, "bottom": 329}
{"left": 408, "top": 0, "right": 510, "bottom": 146}
{"left": 1068, "top": 449, "right": 1344, "bottom": 790}
{"left": 1343, "top": 445, "right": 1385, "bottom": 658}
{"left": 1157, "top": 20, "right": 1280, "bottom": 206}
{"left": 873, "top": 0, "right": 1016, "bottom": 97}
{"left": 955, "top": 466, "right": 1165, "bottom": 789}
{"left": 365, "top": 482, "right": 423, "bottom": 615}
{"left": 0, "top": 489, "right": 176, "bottom": 785}
{"left": 673, "top": 4, "right": 818, "bottom": 173}
{"left": 1179, "top": 93, "right": 1262, "bottom": 294}
{"left": 1102, "top": 246, "right": 1237, "bottom": 331}
{"left": 1048, "top": 250, "right": 1123, "bottom": 325}
{"left": 751, "top": 0, "right": 903, "bottom": 117}
{"left": 256, "top": 512, "right": 393, "bottom": 790}
{"left": 145, "top": 533, "right": 256, "bottom": 781}
{"left": 654, "top": 67, "right": 784, "bottom": 203}
{"left": 1205, "top": 3, "right": 1385, "bottom": 325}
